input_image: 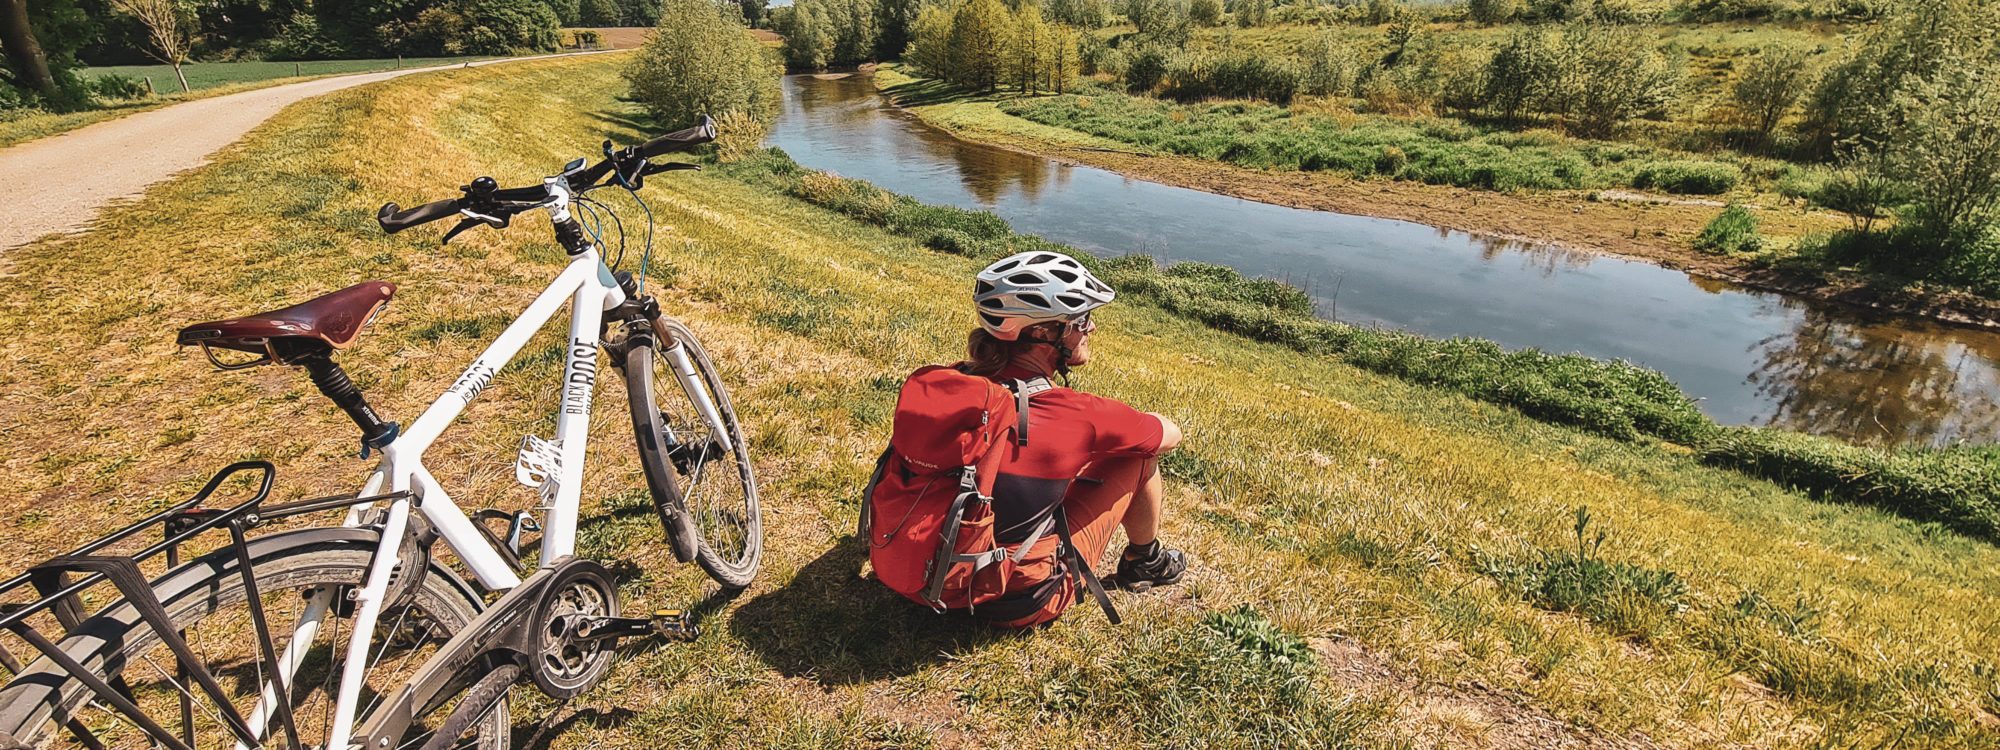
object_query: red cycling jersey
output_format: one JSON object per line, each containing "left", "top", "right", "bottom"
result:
{"left": 986, "top": 365, "right": 1164, "bottom": 542}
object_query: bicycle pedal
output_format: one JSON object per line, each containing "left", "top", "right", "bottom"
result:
{"left": 650, "top": 608, "right": 700, "bottom": 642}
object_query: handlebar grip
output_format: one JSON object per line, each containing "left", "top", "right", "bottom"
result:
{"left": 378, "top": 199, "right": 463, "bottom": 234}
{"left": 638, "top": 114, "right": 717, "bottom": 158}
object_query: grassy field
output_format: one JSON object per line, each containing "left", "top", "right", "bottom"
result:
{"left": 3, "top": 53, "right": 1999, "bottom": 748}
{"left": 79, "top": 56, "right": 498, "bottom": 92}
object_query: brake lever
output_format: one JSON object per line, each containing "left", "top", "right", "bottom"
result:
{"left": 440, "top": 218, "right": 482, "bottom": 245}
{"left": 641, "top": 162, "right": 700, "bottom": 176}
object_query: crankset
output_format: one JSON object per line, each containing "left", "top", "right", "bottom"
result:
{"left": 353, "top": 557, "right": 703, "bottom": 749}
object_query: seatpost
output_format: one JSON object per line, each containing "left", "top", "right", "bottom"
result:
{"left": 296, "top": 351, "right": 399, "bottom": 457}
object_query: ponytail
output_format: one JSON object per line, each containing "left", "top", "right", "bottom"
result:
{"left": 963, "top": 328, "right": 1019, "bottom": 378}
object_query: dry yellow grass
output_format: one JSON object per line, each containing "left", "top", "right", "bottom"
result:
{"left": 0, "top": 54, "right": 1996, "bottom": 748}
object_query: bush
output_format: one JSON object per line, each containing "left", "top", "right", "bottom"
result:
{"left": 392, "top": 0, "right": 562, "bottom": 56}
{"left": 623, "top": 0, "right": 783, "bottom": 142}
{"left": 1693, "top": 204, "right": 1764, "bottom": 254}
{"left": 1124, "top": 44, "right": 1175, "bottom": 93}
{"left": 265, "top": 12, "right": 348, "bottom": 60}
{"left": 1468, "top": 0, "right": 1520, "bottom": 22}
{"left": 90, "top": 74, "right": 150, "bottom": 100}
{"left": 1633, "top": 160, "right": 1742, "bottom": 194}
{"left": 1161, "top": 52, "right": 1300, "bottom": 104}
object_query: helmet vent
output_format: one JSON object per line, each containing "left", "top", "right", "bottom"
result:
{"left": 1017, "top": 292, "right": 1050, "bottom": 308}
{"left": 978, "top": 298, "right": 1003, "bottom": 309}
{"left": 980, "top": 312, "right": 1007, "bottom": 327}
{"left": 1057, "top": 294, "right": 1088, "bottom": 307}
{"left": 1029, "top": 253, "right": 1057, "bottom": 264}
{"left": 1006, "top": 273, "right": 1042, "bottom": 285}
{"left": 991, "top": 260, "right": 1021, "bottom": 273}
{"left": 1049, "top": 269, "right": 1078, "bottom": 283}
{"left": 976, "top": 280, "right": 994, "bottom": 294}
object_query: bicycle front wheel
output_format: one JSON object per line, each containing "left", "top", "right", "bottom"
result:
{"left": 0, "top": 529, "right": 509, "bottom": 750}
{"left": 624, "top": 315, "right": 762, "bottom": 590}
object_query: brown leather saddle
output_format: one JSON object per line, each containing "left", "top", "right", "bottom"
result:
{"left": 177, "top": 282, "right": 396, "bottom": 368}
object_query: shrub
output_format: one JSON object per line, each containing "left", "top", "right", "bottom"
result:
{"left": 1693, "top": 204, "right": 1764, "bottom": 254}
{"left": 1189, "top": 0, "right": 1223, "bottom": 25}
{"left": 265, "top": 12, "right": 347, "bottom": 60}
{"left": 1468, "top": 0, "right": 1520, "bottom": 22}
{"left": 623, "top": 0, "right": 783, "bottom": 141}
{"left": 1633, "top": 160, "right": 1742, "bottom": 194}
{"left": 1161, "top": 52, "right": 1300, "bottom": 104}
{"left": 1124, "top": 44, "right": 1175, "bottom": 93}
{"left": 90, "top": 73, "right": 150, "bottom": 100}
{"left": 1296, "top": 31, "right": 1360, "bottom": 98}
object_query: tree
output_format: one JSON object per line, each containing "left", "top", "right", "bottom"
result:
{"left": 1005, "top": 4, "right": 1045, "bottom": 92}
{"left": 622, "top": 0, "right": 782, "bottom": 150}
{"left": 1122, "top": 0, "right": 1189, "bottom": 46}
{"left": 904, "top": 2, "right": 955, "bottom": 78}
{"left": 739, "top": 0, "right": 768, "bottom": 26}
{"left": 1729, "top": 45, "right": 1813, "bottom": 147}
{"left": 947, "top": 0, "right": 1010, "bottom": 90}
{"left": 1188, "top": 0, "right": 1221, "bottom": 25}
{"left": 1879, "top": 46, "right": 2000, "bottom": 246}
{"left": 1044, "top": 22, "right": 1080, "bottom": 92}
{"left": 0, "top": 0, "right": 58, "bottom": 100}
{"left": 545, "top": 0, "right": 581, "bottom": 25}
{"left": 778, "top": 2, "right": 832, "bottom": 68}
{"left": 579, "top": 0, "right": 623, "bottom": 24}
{"left": 1801, "top": 0, "right": 1998, "bottom": 158}
{"left": 1298, "top": 29, "right": 1358, "bottom": 97}
{"left": 109, "top": 0, "right": 195, "bottom": 93}
{"left": 875, "top": 0, "right": 923, "bottom": 57}
{"left": 1467, "top": 0, "right": 1519, "bottom": 23}
{"left": 1544, "top": 22, "right": 1679, "bottom": 137}
{"left": 1231, "top": 0, "right": 1266, "bottom": 27}
{"left": 1047, "top": 0, "right": 1109, "bottom": 27}
{"left": 1483, "top": 29, "right": 1548, "bottom": 122}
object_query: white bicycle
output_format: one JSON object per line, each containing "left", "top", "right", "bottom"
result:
{"left": 0, "top": 116, "right": 760, "bottom": 750}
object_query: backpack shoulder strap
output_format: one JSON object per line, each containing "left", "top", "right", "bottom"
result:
{"left": 1055, "top": 507, "right": 1121, "bottom": 625}
{"left": 1005, "top": 377, "right": 1056, "bottom": 447}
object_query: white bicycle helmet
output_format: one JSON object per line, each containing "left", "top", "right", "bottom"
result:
{"left": 973, "top": 251, "right": 1115, "bottom": 341}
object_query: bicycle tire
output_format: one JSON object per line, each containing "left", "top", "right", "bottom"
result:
{"left": 624, "top": 315, "right": 762, "bottom": 590}
{"left": 0, "top": 529, "right": 508, "bottom": 750}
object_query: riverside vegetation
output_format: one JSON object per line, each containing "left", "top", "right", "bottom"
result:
{"left": 764, "top": 0, "right": 2000, "bottom": 306}
{"left": 4, "top": 49, "right": 1998, "bottom": 747}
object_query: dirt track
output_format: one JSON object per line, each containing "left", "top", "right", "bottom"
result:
{"left": 0, "top": 51, "right": 622, "bottom": 252}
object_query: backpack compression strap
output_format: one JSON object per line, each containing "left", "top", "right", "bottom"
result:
{"left": 1055, "top": 507, "right": 1121, "bottom": 624}
{"left": 857, "top": 447, "right": 893, "bottom": 538}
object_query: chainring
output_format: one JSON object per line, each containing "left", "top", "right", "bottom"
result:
{"left": 527, "top": 559, "right": 621, "bottom": 699}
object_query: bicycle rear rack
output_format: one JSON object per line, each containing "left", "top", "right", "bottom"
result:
{"left": 0, "top": 461, "right": 409, "bottom": 750}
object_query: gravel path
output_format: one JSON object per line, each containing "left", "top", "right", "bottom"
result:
{"left": 0, "top": 52, "right": 619, "bottom": 251}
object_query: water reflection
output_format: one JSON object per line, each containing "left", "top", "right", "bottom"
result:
{"left": 770, "top": 73, "right": 2000, "bottom": 447}
{"left": 1748, "top": 303, "right": 2000, "bottom": 445}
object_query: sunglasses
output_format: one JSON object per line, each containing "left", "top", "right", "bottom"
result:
{"left": 1069, "top": 312, "right": 1096, "bottom": 334}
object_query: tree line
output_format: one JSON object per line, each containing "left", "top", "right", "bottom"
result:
{"left": 2, "top": 0, "right": 672, "bottom": 111}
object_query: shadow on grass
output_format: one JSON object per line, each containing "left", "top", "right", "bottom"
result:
{"left": 875, "top": 77, "right": 1019, "bottom": 109}
{"left": 729, "top": 538, "right": 1008, "bottom": 685}
{"left": 514, "top": 705, "right": 638, "bottom": 749}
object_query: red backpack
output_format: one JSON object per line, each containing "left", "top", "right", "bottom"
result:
{"left": 859, "top": 365, "right": 1118, "bottom": 622}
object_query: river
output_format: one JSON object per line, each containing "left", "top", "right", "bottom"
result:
{"left": 767, "top": 73, "right": 2000, "bottom": 448}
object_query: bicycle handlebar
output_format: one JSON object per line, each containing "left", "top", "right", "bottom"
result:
{"left": 374, "top": 115, "right": 717, "bottom": 238}
{"left": 377, "top": 198, "right": 462, "bottom": 234}
{"left": 639, "top": 114, "right": 716, "bottom": 159}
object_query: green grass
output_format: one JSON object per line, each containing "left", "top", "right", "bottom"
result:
{"left": 999, "top": 82, "right": 1778, "bottom": 194}
{"left": 80, "top": 57, "right": 496, "bottom": 92}
{"left": 3, "top": 53, "right": 2000, "bottom": 748}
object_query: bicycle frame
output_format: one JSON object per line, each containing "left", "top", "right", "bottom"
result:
{"left": 236, "top": 178, "right": 731, "bottom": 749}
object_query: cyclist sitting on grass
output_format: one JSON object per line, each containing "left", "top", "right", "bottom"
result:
{"left": 965, "top": 251, "right": 1188, "bottom": 628}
